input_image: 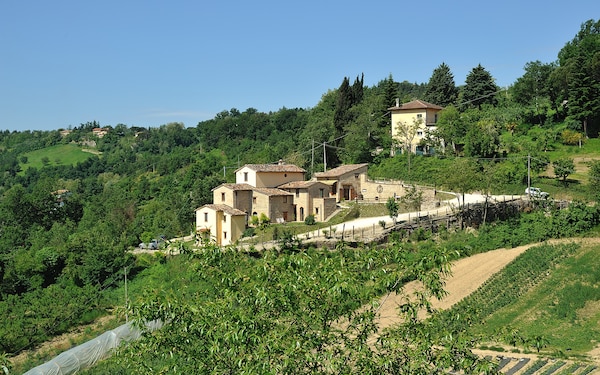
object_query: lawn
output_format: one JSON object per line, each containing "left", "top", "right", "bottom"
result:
{"left": 19, "top": 144, "right": 97, "bottom": 173}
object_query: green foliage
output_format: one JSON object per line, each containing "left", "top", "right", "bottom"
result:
{"left": 424, "top": 62, "right": 458, "bottom": 107}
{"left": 461, "top": 64, "right": 499, "bottom": 109}
{"left": 303, "top": 214, "right": 316, "bottom": 225}
{"left": 553, "top": 157, "right": 575, "bottom": 184}
{"left": 385, "top": 197, "right": 399, "bottom": 222}
{"left": 86, "top": 240, "right": 494, "bottom": 374}
{"left": 560, "top": 129, "right": 585, "bottom": 145}
{"left": 439, "top": 242, "right": 580, "bottom": 343}
{"left": 399, "top": 185, "right": 423, "bottom": 211}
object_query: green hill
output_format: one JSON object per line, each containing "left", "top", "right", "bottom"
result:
{"left": 19, "top": 144, "right": 97, "bottom": 173}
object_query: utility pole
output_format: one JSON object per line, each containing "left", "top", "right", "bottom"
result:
{"left": 323, "top": 141, "right": 327, "bottom": 172}
{"left": 124, "top": 266, "right": 128, "bottom": 322}
{"left": 527, "top": 154, "right": 531, "bottom": 198}
{"left": 311, "top": 139, "right": 314, "bottom": 177}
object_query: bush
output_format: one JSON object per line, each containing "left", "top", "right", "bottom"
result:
{"left": 561, "top": 129, "right": 585, "bottom": 146}
{"left": 242, "top": 227, "right": 255, "bottom": 238}
{"left": 304, "top": 214, "right": 316, "bottom": 225}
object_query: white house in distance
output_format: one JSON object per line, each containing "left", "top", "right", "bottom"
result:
{"left": 388, "top": 99, "right": 443, "bottom": 154}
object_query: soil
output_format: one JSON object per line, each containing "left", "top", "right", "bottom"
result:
{"left": 15, "top": 237, "right": 600, "bottom": 372}
{"left": 373, "top": 237, "right": 600, "bottom": 370}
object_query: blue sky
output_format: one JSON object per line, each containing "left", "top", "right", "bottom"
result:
{"left": 0, "top": 1, "right": 597, "bottom": 131}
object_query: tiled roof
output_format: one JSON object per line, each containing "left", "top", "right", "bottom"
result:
{"left": 314, "top": 163, "right": 368, "bottom": 178}
{"left": 237, "top": 163, "right": 306, "bottom": 173}
{"left": 278, "top": 181, "right": 325, "bottom": 189}
{"left": 215, "top": 183, "right": 254, "bottom": 191}
{"left": 252, "top": 187, "right": 293, "bottom": 196}
{"left": 197, "top": 204, "right": 247, "bottom": 216}
{"left": 387, "top": 99, "right": 443, "bottom": 111}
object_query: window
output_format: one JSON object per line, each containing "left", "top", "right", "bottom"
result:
{"left": 221, "top": 192, "right": 225, "bottom": 202}
{"left": 319, "top": 188, "right": 324, "bottom": 198}
{"left": 417, "top": 113, "right": 423, "bottom": 119}
{"left": 253, "top": 196, "right": 257, "bottom": 204}
{"left": 204, "top": 212, "right": 208, "bottom": 222}
{"left": 315, "top": 208, "right": 319, "bottom": 215}
{"left": 417, "top": 131, "right": 423, "bottom": 137}
{"left": 243, "top": 172, "right": 248, "bottom": 182}
{"left": 223, "top": 232, "right": 227, "bottom": 239}
{"left": 355, "top": 173, "right": 359, "bottom": 179}
{"left": 223, "top": 215, "right": 226, "bottom": 222}
{"left": 434, "top": 114, "right": 438, "bottom": 123}
{"left": 295, "top": 189, "right": 300, "bottom": 198}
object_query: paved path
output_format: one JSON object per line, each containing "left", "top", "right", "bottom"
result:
{"left": 298, "top": 194, "right": 521, "bottom": 241}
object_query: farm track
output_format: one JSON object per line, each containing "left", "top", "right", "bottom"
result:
{"left": 14, "top": 238, "right": 600, "bottom": 374}
{"left": 373, "top": 237, "right": 600, "bottom": 374}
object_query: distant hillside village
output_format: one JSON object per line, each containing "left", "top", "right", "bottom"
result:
{"left": 195, "top": 99, "right": 442, "bottom": 245}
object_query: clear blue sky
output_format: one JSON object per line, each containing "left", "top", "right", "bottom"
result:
{"left": 0, "top": 1, "right": 597, "bottom": 131}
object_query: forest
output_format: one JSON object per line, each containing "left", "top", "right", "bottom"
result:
{"left": 1, "top": 18, "right": 600, "bottom": 374}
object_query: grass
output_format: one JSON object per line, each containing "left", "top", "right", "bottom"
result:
{"left": 474, "top": 241, "right": 600, "bottom": 356}
{"left": 19, "top": 144, "right": 97, "bottom": 173}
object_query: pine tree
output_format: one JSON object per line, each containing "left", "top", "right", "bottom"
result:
{"left": 424, "top": 62, "right": 458, "bottom": 107}
{"left": 462, "top": 64, "right": 498, "bottom": 109}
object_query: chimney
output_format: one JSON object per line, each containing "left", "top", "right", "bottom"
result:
{"left": 278, "top": 159, "right": 284, "bottom": 165}
{"left": 395, "top": 98, "right": 400, "bottom": 107}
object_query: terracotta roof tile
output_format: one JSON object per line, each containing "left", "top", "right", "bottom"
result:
{"left": 237, "top": 163, "right": 306, "bottom": 173}
{"left": 387, "top": 99, "right": 443, "bottom": 111}
{"left": 314, "top": 163, "right": 368, "bottom": 178}
{"left": 278, "top": 181, "right": 325, "bottom": 189}
{"left": 216, "top": 183, "right": 255, "bottom": 191}
{"left": 252, "top": 187, "right": 293, "bottom": 196}
{"left": 197, "top": 204, "right": 247, "bottom": 216}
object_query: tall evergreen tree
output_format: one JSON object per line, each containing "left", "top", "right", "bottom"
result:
{"left": 513, "top": 60, "right": 556, "bottom": 125}
{"left": 351, "top": 73, "right": 364, "bottom": 104}
{"left": 462, "top": 64, "right": 498, "bottom": 109}
{"left": 424, "top": 62, "right": 458, "bottom": 107}
{"left": 382, "top": 74, "right": 398, "bottom": 108}
{"left": 567, "top": 52, "right": 596, "bottom": 137}
{"left": 334, "top": 77, "right": 353, "bottom": 138}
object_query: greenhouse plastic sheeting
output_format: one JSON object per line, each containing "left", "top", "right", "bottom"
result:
{"left": 23, "top": 320, "right": 162, "bottom": 375}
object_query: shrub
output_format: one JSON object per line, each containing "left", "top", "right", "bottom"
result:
{"left": 304, "top": 214, "right": 316, "bottom": 225}
{"left": 561, "top": 129, "right": 585, "bottom": 146}
{"left": 242, "top": 227, "right": 255, "bottom": 238}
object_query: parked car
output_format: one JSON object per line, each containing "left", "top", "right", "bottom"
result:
{"left": 138, "top": 239, "right": 159, "bottom": 250}
{"left": 525, "top": 187, "right": 549, "bottom": 199}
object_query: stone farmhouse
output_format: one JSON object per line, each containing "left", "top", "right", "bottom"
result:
{"left": 195, "top": 160, "right": 424, "bottom": 246}
{"left": 389, "top": 99, "right": 443, "bottom": 155}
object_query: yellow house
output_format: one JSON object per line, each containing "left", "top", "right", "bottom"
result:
{"left": 250, "top": 187, "right": 295, "bottom": 223}
{"left": 313, "top": 163, "right": 369, "bottom": 202}
{"left": 278, "top": 181, "right": 337, "bottom": 222}
{"left": 195, "top": 204, "right": 247, "bottom": 246}
{"left": 213, "top": 183, "right": 254, "bottom": 214}
{"left": 235, "top": 161, "right": 305, "bottom": 188}
{"left": 388, "top": 99, "right": 443, "bottom": 154}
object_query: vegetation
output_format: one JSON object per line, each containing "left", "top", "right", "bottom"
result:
{"left": 1, "top": 18, "right": 600, "bottom": 374}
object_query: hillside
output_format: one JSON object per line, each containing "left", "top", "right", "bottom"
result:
{"left": 19, "top": 143, "right": 97, "bottom": 173}
{"left": 375, "top": 238, "right": 600, "bottom": 373}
